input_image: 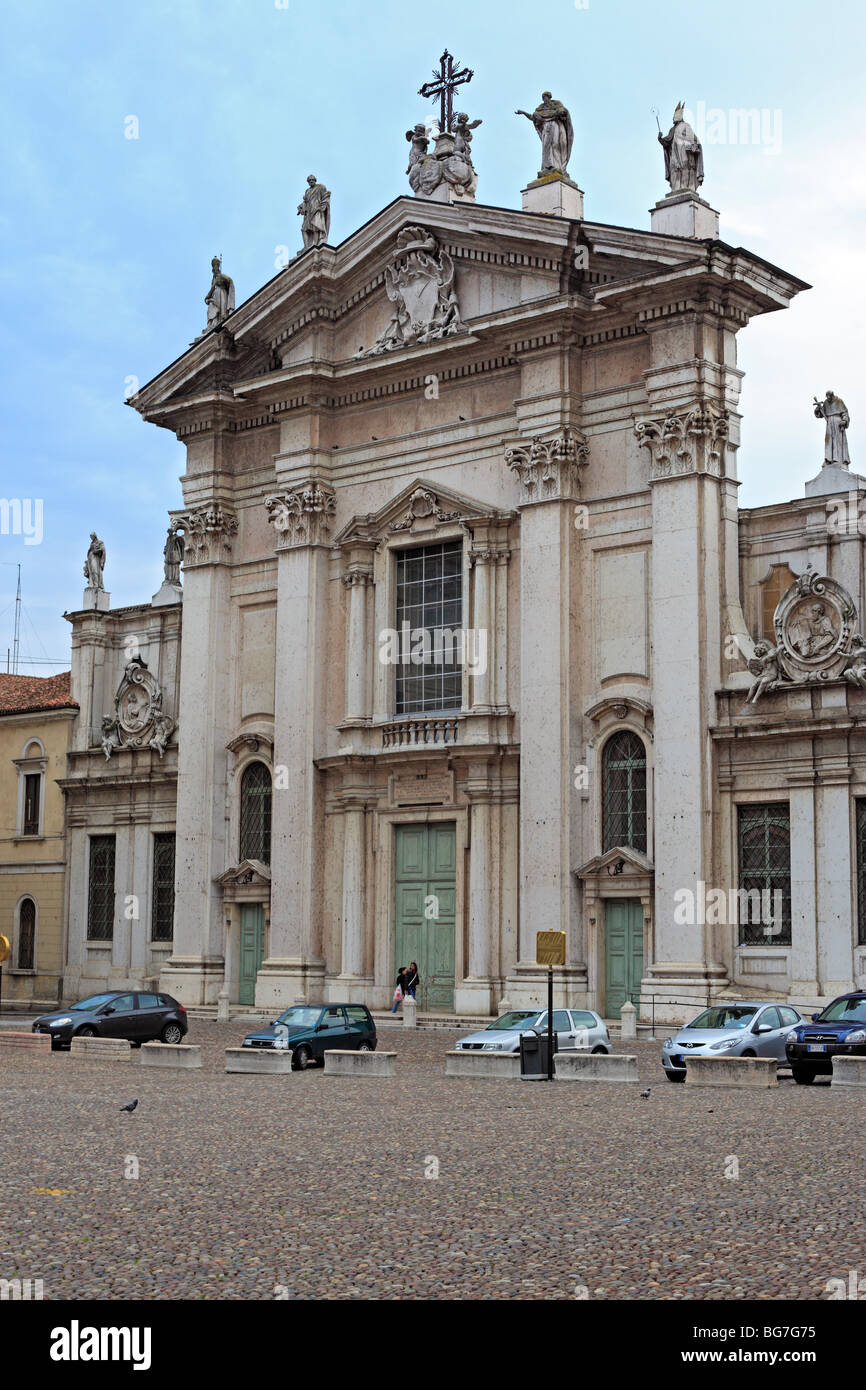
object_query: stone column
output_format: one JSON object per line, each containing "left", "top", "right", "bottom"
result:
{"left": 469, "top": 550, "right": 494, "bottom": 712}
{"left": 457, "top": 761, "right": 492, "bottom": 1014}
{"left": 159, "top": 504, "right": 238, "bottom": 1006}
{"left": 255, "top": 484, "right": 335, "bottom": 1008}
{"left": 342, "top": 567, "right": 372, "bottom": 724}
{"left": 788, "top": 774, "right": 819, "bottom": 997}
{"left": 816, "top": 762, "right": 855, "bottom": 996}
{"left": 503, "top": 430, "right": 588, "bottom": 1008}
{"left": 329, "top": 787, "right": 373, "bottom": 1002}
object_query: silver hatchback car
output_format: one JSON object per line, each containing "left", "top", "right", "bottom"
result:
{"left": 661, "top": 1000, "right": 805, "bottom": 1082}
{"left": 456, "top": 1008, "right": 611, "bottom": 1054}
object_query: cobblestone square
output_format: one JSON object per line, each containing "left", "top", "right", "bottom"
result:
{"left": 2, "top": 1022, "right": 863, "bottom": 1301}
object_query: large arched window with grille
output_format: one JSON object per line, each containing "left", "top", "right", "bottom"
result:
{"left": 239, "top": 762, "right": 272, "bottom": 865}
{"left": 602, "top": 731, "right": 647, "bottom": 854}
{"left": 18, "top": 897, "right": 35, "bottom": 970}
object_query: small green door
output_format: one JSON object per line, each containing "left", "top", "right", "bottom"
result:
{"left": 394, "top": 823, "right": 456, "bottom": 1011}
{"left": 238, "top": 904, "right": 265, "bottom": 1006}
{"left": 604, "top": 899, "right": 643, "bottom": 1019}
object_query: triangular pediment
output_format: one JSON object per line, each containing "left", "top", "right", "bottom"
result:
{"left": 217, "top": 859, "right": 272, "bottom": 888}
{"left": 333, "top": 477, "right": 513, "bottom": 547}
{"left": 575, "top": 845, "right": 654, "bottom": 880}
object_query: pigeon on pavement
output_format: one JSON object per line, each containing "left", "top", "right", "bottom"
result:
{"left": 639, "top": 1087, "right": 651, "bottom": 1099}
{"left": 119, "top": 1098, "right": 138, "bottom": 1114}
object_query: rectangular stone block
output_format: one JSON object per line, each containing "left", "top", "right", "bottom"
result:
{"left": 554, "top": 1052, "right": 639, "bottom": 1083}
{"left": 141, "top": 1042, "right": 202, "bottom": 1069}
{"left": 70, "top": 1037, "right": 132, "bottom": 1059}
{"left": 445, "top": 1050, "right": 521, "bottom": 1079}
{"left": 831, "top": 1056, "right": 866, "bottom": 1087}
{"left": 0, "top": 1030, "right": 52, "bottom": 1053}
{"left": 225, "top": 1047, "right": 294, "bottom": 1074}
{"left": 685, "top": 1056, "right": 777, "bottom": 1088}
{"left": 324, "top": 1049, "right": 395, "bottom": 1077}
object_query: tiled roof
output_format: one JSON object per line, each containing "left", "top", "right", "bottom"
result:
{"left": 0, "top": 671, "right": 78, "bottom": 714}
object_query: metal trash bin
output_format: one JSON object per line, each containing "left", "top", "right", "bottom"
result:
{"left": 519, "top": 1030, "right": 557, "bottom": 1080}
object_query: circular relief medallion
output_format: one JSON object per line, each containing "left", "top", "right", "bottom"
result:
{"left": 773, "top": 571, "right": 855, "bottom": 682}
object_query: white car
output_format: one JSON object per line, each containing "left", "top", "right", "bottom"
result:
{"left": 455, "top": 1008, "right": 611, "bottom": 1053}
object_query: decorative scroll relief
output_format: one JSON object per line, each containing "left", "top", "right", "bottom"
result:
{"left": 357, "top": 227, "right": 464, "bottom": 358}
{"left": 389, "top": 487, "right": 460, "bottom": 533}
{"left": 100, "top": 657, "right": 175, "bottom": 760}
{"left": 505, "top": 430, "right": 589, "bottom": 503}
{"left": 171, "top": 506, "right": 238, "bottom": 565}
{"left": 747, "top": 566, "right": 859, "bottom": 702}
{"left": 634, "top": 402, "right": 728, "bottom": 480}
{"left": 265, "top": 483, "right": 336, "bottom": 549}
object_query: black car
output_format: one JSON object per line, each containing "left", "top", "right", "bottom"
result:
{"left": 241, "top": 1003, "right": 377, "bottom": 1069}
{"left": 785, "top": 991, "right": 866, "bottom": 1083}
{"left": 32, "top": 990, "right": 188, "bottom": 1050}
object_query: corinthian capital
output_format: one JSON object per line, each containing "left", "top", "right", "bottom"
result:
{"left": 265, "top": 482, "right": 337, "bottom": 549}
{"left": 172, "top": 504, "right": 238, "bottom": 565}
{"left": 505, "top": 429, "right": 589, "bottom": 503}
{"left": 634, "top": 401, "right": 729, "bottom": 480}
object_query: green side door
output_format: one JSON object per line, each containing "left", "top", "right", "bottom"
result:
{"left": 238, "top": 903, "right": 265, "bottom": 1006}
{"left": 604, "top": 898, "right": 643, "bottom": 1019}
{"left": 394, "top": 823, "right": 456, "bottom": 1012}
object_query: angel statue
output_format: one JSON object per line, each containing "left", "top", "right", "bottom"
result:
{"left": 843, "top": 633, "right": 866, "bottom": 689}
{"left": 746, "top": 641, "right": 781, "bottom": 704}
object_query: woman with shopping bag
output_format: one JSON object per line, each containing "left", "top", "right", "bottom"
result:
{"left": 391, "top": 966, "right": 408, "bottom": 1014}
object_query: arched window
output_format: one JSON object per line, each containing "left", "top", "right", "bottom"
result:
{"left": 239, "top": 762, "right": 272, "bottom": 864}
{"left": 602, "top": 731, "right": 647, "bottom": 854}
{"left": 18, "top": 898, "right": 35, "bottom": 970}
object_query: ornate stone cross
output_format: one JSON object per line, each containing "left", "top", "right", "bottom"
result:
{"left": 419, "top": 49, "right": 473, "bottom": 134}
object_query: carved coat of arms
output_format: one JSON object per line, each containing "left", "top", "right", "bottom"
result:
{"left": 100, "top": 657, "right": 176, "bottom": 759}
{"left": 359, "top": 226, "right": 463, "bottom": 357}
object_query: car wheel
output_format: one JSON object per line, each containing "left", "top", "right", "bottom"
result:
{"left": 76, "top": 1025, "right": 97, "bottom": 1038}
{"left": 740, "top": 1049, "right": 756, "bottom": 1058}
{"left": 358, "top": 1041, "right": 374, "bottom": 1052}
{"left": 591, "top": 1045, "right": 607, "bottom": 1054}
{"left": 161, "top": 1023, "right": 183, "bottom": 1045}
{"left": 294, "top": 1044, "right": 314, "bottom": 1070}
{"left": 792, "top": 1066, "right": 817, "bottom": 1085}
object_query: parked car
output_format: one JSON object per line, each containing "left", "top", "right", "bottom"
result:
{"left": 661, "top": 1001, "right": 804, "bottom": 1082}
{"left": 32, "top": 990, "right": 187, "bottom": 1050}
{"left": 455, "top": 1008, "right": 611, "bottom": 1054}
{"left": 241, "top": 1003, "right": 377, "bottom": 1069}
{"left": 785, "top": 991, "right": 866, "bottom": 1083}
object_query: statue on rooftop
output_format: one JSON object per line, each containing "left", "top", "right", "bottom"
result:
{"left": 204, "top": 256, "right": 235, "bottom": 332}
{"left": 658, "top": 102, "right": 704, "bottom": 193}
{"left": 515, "top": 92, "right": 574, "bottom": 178}
{"left": 297, "top": 174, "right": 331, "bottom": 250}
{"left": 814, "top": 390, "right": 851, "bottom": 467}
{"left": 84, "top": 532, "right": 106, "bottom": 590}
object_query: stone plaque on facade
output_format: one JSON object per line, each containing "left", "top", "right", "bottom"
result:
{"left": 392, "top": 772, "right": 453, "bottom": 805}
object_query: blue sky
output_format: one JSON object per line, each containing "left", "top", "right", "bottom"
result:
{"left": 2, "top": 0, "right": 864, "bottom": 670}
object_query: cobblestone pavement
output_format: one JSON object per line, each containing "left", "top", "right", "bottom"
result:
{"left": 1, "top": 1020, "right": 863, "bottom": 1300}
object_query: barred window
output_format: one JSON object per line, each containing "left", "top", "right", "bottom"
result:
{"left": 151, "top": 833, "right": 176, "bottom": 943}
{"left": 394, "top": 541, "right": 462, "bottom": 714}
{"left": 87, "top": 835, "right": 116, "bottom": 941}
{"left": 240, "top": 762, "right": 272, "bottom": 864}
{"left": 23, "top": 773, "right": 40, "bottom": 835}
{"left": 602, "top": 731, "right": 647, "bottom": 854}
{"left": 18, "top": 898, "right": 35, "bottom": 970}
{"left": 737, "top": 803, "right": 791, "bottom": 945}
{"left": 856, "top": 801, "right": 866, "bottom": 946}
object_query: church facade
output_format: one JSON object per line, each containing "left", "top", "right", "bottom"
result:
{"left": 59, "top": 101, "right": 866, "bottom": 1021}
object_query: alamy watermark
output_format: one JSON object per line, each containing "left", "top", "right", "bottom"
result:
{"left": 683, "top": 102, "right": 782, "bottom": 153}
{"left": 378, "top": 623, "right": 488, "bottom": 675}
{"left": 674, "top": 881, "right": 783, "bottom": 935}
{"left": 0, "top": 498, "right": 43, "bottom": 545}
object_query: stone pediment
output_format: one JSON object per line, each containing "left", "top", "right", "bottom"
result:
{"left": 333, "top": 477, "right": 514, "bottom": 547}
{"left": 574, "top": 846, "right": 654, "bottom": 881}
{"left": 218, "top": 860, "right": 271, "bottom": 889}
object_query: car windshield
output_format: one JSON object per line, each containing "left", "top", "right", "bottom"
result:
{"left": 274, "top": 1007, "right": 321, "bottom": 1028}
{"left": 686, "top": 1006, "right": 759, "bottom": 1031}
{"left": 71, "top": 993, "right": 118, "bottom": 1011}
{"left": 486, "top": 1011, "right": 540, "bottom": 1031}
{"left": 818, "top": 998, "right": 866, "bottom": 1024}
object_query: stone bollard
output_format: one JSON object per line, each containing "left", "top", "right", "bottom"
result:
{"left": 216, "top": 989, "right": 230, "bottom": 1022}
{"left": 70, "top": 1036, "right": 133, "bottom": 1060}
{"left": 0, "top": 1030, "right": 52, "bottom": 1054}
{"left": 403, "top": 996, "right": 417, "bottom": 1029}
{"left": 619, "top": 1001, "right": 637, "bottom": 1040}
{"left": 225, "top": 1047, "right": 294, "bottom": 1074}
{"left": 141, "top": 1042, "right": 202, "bottom": 1070}
{"left": 324, "top": 1050, "right": 396, "bottom": 1077}
{"left": 685, "top": 1056, "right": 777, "bottom": 1088}
{"left": 554, "top": 1052, "right": 640, "bottom": 1083}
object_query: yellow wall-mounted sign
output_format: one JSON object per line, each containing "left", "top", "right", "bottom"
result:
{"left": 0, "top": 934, "right": 10, "bottom": 963}
{"left": 535, "top": 931, "right": 566, "bottom": 966}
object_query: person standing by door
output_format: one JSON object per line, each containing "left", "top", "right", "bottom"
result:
{"left": 391, "top": 966, "right": 408, "bottom": 1014}
{"left": 404, "top": 962, "right": 420, "bottom": 1000}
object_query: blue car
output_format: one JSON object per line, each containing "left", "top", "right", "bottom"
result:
{"left": 785, "top": 991, "right": 866, "bottom": 1083}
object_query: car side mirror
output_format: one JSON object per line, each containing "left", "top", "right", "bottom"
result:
{"left": 315, "top": 1024, "right": 325, "bottom": 1032}
{"left": 100, "top": 1006, "right": 115, "bottom": 1015}
{"left": 755, "top": 1024, "right": 773, "bottom": 1034}
{"left": 811, "top": 1013, "right": 821, "bottom": 1022}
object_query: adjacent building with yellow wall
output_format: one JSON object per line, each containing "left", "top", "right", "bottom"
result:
{"left": 0, "top": 672, "right": 77, "bottom": 1009}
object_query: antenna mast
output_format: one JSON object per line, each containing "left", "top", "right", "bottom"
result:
{"left": 12, "top": 564, "right": 21, "bottom": 675}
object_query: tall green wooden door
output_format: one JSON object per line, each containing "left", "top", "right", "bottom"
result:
{"left": 604, "top": 899, "right": 643, "bottom": 1019}
{"left": 394, "top": 824, "right": 456, "bottom": 1011}
{"left": 238, "top": 904, "right": 265, "bottom": 1006}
